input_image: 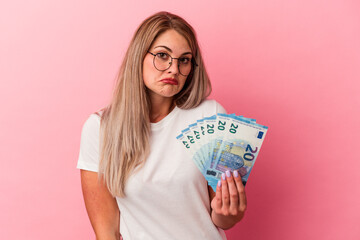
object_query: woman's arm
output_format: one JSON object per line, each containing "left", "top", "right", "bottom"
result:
{"left": 80, "top": 170, "right": 121, "bottom": 240}
{"left": 208, "top": 170, "right": 247, "bottom": 230}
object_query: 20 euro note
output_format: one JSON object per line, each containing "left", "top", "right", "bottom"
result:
{"left": 188, "top": 122, "right": 208, "bottom": 169}
{"left": 205, "top": 114, "right": 256, "bottom": 179}
{"left": 177, "top": 129, "right": 205, "bottom": 173}
{"left": 206, "top": 115, "right": 268, "bottom": 191}
{"left": 177, "top": 113, "right": 268, "bottom": 192}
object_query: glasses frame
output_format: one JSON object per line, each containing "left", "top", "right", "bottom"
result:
{"left": 147, "top": 51, "right": 198, "bottom": 76}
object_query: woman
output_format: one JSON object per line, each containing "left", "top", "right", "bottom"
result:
{"left": 77, "top": 11, "right": 247, "bottom": 240}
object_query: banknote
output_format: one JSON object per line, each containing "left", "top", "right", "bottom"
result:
{"left": 188, "top": 121, "right": 210, "bottom": 171}
{"left": 177, "top": 113, "right": 268, "bottom": 192}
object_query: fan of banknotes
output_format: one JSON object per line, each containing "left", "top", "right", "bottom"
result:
{"left": 176, "top": 113, "right": 268, "bottom": 192}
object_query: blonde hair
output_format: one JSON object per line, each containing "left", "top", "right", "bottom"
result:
{"left": 97, "top": 11, "right": 212, "bottom": 197}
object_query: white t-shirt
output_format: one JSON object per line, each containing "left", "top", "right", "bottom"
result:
{"left": 77, "top": 99, "right": 228, "bottom": 240}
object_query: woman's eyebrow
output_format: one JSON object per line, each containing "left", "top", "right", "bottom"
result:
{"left": 154, "top": 45, "right": 192, "bottom": 55}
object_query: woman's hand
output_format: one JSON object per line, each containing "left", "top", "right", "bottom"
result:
{"left": 210, "top": 170, "right": 247, "bottom": 230}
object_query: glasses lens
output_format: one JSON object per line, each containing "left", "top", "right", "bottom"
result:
{"left": 153, "top": 53, "right": 193, "bottom": 76}
{"left": 154, "top": 53, "right": 171, "bottom": 71}
{"left": 178, "top": 57, "right": 192, "bottom": 76}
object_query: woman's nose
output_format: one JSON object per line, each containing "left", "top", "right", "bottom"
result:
{"left": 167, "top": 60, "right": 180, "bottom": 74}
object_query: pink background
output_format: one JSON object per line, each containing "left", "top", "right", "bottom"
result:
{"left": 1, "top": 0, "right": 359, "bottom": 239}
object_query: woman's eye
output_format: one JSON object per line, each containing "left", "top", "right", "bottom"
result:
{"left": 179, "top": 57, "right": 190, "bottom": 64}
{"left": 156, "top": 52, "right": 169, "bottom": 59}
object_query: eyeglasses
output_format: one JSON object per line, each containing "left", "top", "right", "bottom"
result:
{"left": 147, "top": 51, "right": 198, "bottom": 76}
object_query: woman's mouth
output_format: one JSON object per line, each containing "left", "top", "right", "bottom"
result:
{"left": 160, "top": 78, "right": 178, "bottom": 85}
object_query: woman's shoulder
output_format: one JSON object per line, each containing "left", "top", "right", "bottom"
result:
{"left": 198, "top": 99, "right": 221, "bottom": 108}
{"left": 197, "top": 99, "right": 227, "bottom": 114}
{"left": 179, "top": 99, "right": 227, "bottom": 116}
{"left": 86, "top": 108, "right": 105, "bottom": 122}
{"left": 93, "top": 108, "right": 105, "bottom": 118}
{"left": 81, "top": 108, "right": 104, "bottom": 134}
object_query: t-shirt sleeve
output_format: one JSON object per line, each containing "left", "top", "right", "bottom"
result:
{"left": 76, "top": 114, "right": 101, "bottom": 172}
{"left": 214, "top": 100, "right": 227, "bottom": 114}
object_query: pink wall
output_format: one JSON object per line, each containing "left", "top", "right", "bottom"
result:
{"left": 1, "top": 0, "right": 359, "bottom": 239}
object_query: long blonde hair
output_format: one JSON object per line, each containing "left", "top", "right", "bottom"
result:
{"left": 97, "top": 11, "right": 212, "bottom": 197}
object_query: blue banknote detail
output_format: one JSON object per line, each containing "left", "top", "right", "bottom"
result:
{"left": 176, "top": 113, "right": 268, "bottom": 192}
{"left": 206, "top": 139, "right": 222, "bottom": 169}
{"left": 189, "top": 122, "right": 208, "bottom": 165}
{"left": 205, "top": 140, "right": 247, "bottom": 186}
{"left": 203, "top": 115, "right": 217, "bottom": 164}
{"left": 176, "top": 132, "right": 204, "bottom": 172}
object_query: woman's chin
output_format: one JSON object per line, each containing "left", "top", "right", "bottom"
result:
{"left": 158, "top": 88, "right": 182, "bottom": 98}
{"left": 146, "top": 85, "right": 183, "bottom": 99}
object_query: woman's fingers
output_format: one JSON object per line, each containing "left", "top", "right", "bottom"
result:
{"left": 225, "top": 170, "right": 240, "bottom": 215}
{"left": 213, "top": 180, "right": 222, "bottom": 211}
{"left": 221, "top": 172, "right": 230, "bottom": 212}
{"left": 212, "top": 170, "right": 247, "bottom": 217}
{"left": 233, "top": 170, "right": 247, "bottom": 212}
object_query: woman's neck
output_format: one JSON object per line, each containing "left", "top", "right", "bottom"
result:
{"left": 149, "top": 96, "right": 175, "bottom": 123}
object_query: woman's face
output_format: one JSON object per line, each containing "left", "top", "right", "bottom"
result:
{"left": 143, "top": 29, "right": 193, "bottom": 101}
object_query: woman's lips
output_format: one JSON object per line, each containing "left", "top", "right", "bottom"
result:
{"left": 160, "top": 78, "right": 178, "bottom": 85}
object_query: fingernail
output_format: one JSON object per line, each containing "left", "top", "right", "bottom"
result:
{"left": 218, "top": 180, "right": 221, "bottom": 187}
{"left": 234, "top": 170, "right": 239, "bottom": 178}
{"left": 226, "top": 170, "right": 231, "bottom": 178}
{"left": 221, "top": 173, "right": 226, "bottom": 180}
